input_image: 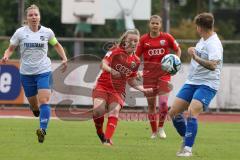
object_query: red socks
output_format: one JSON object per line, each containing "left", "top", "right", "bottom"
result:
{"left": 158, "top": 104, "right": 168, "bottom": 128}
{"left": 105, "top": 116, "right": 118, "bottom": 139}
{"left": 148, "top": 113, "right": 157, "bottom": 133}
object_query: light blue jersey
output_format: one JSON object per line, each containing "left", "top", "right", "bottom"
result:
{"left": 10, "top": 25, "right": 55, "bottom": 75}
{"left": 186, "top": 33, "right": 223, "bottom": 90}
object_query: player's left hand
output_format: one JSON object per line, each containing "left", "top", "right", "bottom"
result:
{"left": 1, "top": 54, "right": 9, "bottom": 64}
{"left": 60, "top": 59, "right": 67, "bottom": 72}
{"left": 187, "top": 47, "right": 197, "bottom": 59}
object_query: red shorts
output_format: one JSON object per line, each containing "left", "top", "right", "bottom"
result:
{"left": 92, "top": 85, "right": 125, "bottom": 107}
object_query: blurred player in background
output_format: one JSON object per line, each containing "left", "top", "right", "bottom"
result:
{"left": 136, "top": 15, "right": 181, "bottom": 139}
{"left": 92, "top": 29, "right": 152, "bottom": 146}
{"left": 1, "top": 4, "right": 67, "bottom": 143}
{"left": 168, "top": 12, "right": 223, "bottom": 157}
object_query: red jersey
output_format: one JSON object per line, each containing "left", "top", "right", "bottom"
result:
{"left": 136, "top": 32, "right": 179, "bottom": 81}
{"left": 96, "top": 47, "right": 140, "bottom": 95}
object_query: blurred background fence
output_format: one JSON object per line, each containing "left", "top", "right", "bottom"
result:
{"left": 1, "top": 37, "right": 240, "bottom": 111}
{"left": 1, "top": 0, "right": 240, "bottom": 112}
{"left": 1, "top": 36, "right": 240, "bottom": 63}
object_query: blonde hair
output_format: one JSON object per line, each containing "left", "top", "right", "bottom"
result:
{"left": 23, "top": 4, "right": 40, "bottom": 25}
{"left": 118, "top": 29, "right": 140, "bottom": 48}
{"left": 25, "top": 4, "right": 40, "bottom": 16}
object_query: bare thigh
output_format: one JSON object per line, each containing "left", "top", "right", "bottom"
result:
{"left": 188, "top": 99, "right": 203, "bottom": 118}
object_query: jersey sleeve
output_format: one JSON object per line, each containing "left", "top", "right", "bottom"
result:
{"left": 47, "top": 28, "right": 58, "bottom": 46}
{"left": 135, "top": 37, "right": 144, "bottom": 57}
{"left": 10, "top": 29, "right": 20, "bottom": 46}
{"left": 207, "top": 43, "right": 223, "bottom": 61}
{"left": 47, "top": 28, "right": 55, "bottom": 40}
{"left": 166, "top": 33, "right": 179, "bottom": 52}
{"left": 103, "top": 50, "right": 115, "bottom": 64}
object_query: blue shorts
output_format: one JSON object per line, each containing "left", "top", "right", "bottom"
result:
{"left": 20, "top": 72, "right": 52, "bottom": 97}
{"left": 176, "top": 84, "right": 217, "bottom": 109}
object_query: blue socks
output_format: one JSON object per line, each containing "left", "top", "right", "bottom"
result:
{"left": 39, "top": 104, "right": 51, "bottom": 130}
{"left": 185, "top": 117, "right": 198, "bottom": 147}
{"left": 172, "top": 113, "right": 186, "bottom": 137}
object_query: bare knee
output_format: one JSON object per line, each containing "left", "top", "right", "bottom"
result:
{"left": 168, "top": 108, "right": 175, "bottom": 119}
{"left": 38, "top": 89, "right": 51, "bottom": 104}
{"left": 108, "top": 107, "right": 120, "bottom": 117}
{"left": 93, "top": 107, "right": 105, "bottom": 117}
{"left": 38, "top": 96, "right": 50, "bottom": 104}
{"left": 168, "top": 106, "right": 182, "bottom": 119}
{"left": 148, "top": 101, "right": 156, "bottom": 113}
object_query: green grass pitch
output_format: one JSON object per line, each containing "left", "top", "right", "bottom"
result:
{"left": 0, "top": 119, "right": 240, "bottom": 160}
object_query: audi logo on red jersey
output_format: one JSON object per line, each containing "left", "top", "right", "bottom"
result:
{"left": 148, "top": 48, "right": 165, "bottom": 56}
{"left": 115, "top": 64, "right": 132, "bottom": 76}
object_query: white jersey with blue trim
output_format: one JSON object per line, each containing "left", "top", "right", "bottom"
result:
{"left": 186, "top": 33, "right": 223, "bottom": 90}
{"left": 10, "top": 25, "right": 55, "bottom": 75}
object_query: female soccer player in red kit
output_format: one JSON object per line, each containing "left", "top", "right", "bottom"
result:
{"left": 92, "top": 29, "right": 153, "bottom": 146}
{"left": 136, "top": 15, "right": 181, "bottom": 139}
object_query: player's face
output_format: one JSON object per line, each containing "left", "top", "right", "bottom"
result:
{"left": 149, "top": 18, "right": 162, "bottom": 33}
{"left": 124, "top": 34, "right": 139, "bottom": 53}
{"left": 27, "top": 9, "right": 40, "bottom": 27}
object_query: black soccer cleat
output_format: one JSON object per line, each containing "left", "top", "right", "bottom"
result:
{"left": 36, "top": 128, "right": 46, "bottom": 143}
{"left": 97, "top": 133, "right": 106, "bottom": 144}
{"left": 29, "top": 105, "right": 40, "bottom": 117}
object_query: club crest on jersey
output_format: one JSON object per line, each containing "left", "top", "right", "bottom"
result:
{"left": 160, "top": 40, "right": 166, "bottom": 46}
{"left": 40, "top": 36, "right": 45, "bottom": 41}
{"left": 130, "top": 61, "right": 136, "bottom": 69}
{"left": 144, "top": 43, "right": 151, "bottom": 46}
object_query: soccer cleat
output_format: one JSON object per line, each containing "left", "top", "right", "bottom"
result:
{"left": 103, "top": 139, "right": 113, "bottom": 146}
{"left": 176, "top": 148, "right": 192, "bottom": 157}
{"left": 158, "top": 128, "right": 167, "bottom": 139}
{"left": 176, "top": 139, "right": 185, "bottom": 154}
{"left": 36, "top": 128, "right": 46, "bottom": 143}
{"left": 29, "top": 105, "right": 40, "bottom": 117}
{"left": 97, "top": 133, "right": 106, "bottom": 144}
{"left": 150, "top": 132, "right": 157, "bottom": 139}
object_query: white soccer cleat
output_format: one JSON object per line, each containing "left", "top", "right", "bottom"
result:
{"left": 158, "top": 128, "right": 167, "bottom": 139}
{"left": 150, "top": 133, "right": 157, "bottom": 139}
{"left": 176, "top": 139, "right": 185, "bottom": 154}
{"left": 176, "top": 148, "right": 192, "bottom": 157}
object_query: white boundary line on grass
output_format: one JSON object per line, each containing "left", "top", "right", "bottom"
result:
{"left": 0, "top": 115, "right": 60, "bottom": 120}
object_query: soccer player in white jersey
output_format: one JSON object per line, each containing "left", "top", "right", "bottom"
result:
{"left": 1, "top": 4, "right": 67, "bottom": 143}
{"left": 168, "top": 12, "right": 223, "bottom": 157}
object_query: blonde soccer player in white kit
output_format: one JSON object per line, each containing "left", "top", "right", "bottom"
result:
{"left": 1, "top": 4, "right": 67, "bottom": 143}
{"left": 168, "top": 12, "right": 223, "bottom": 157}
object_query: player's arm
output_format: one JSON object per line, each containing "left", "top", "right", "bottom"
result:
{"left": 188, "top": 47, "right": 220, "bottom": 71}
{"left": 100, "top": 59, "right": 121, "bottom": 78}
{"left": 50, "top": 37, "right": 68, "bottom": 72}
{"left": 175, "top": 47, "right": 181, "bottom": 58}
{"left": 167, "top": 33, "right": 181, "bottom": 58}
{"left": 1, "top": 44, "right": 17, "bottom": 63}
{"left": 127, "top": 77, "right": 152, "bottom": 95}
{"left": 135, "top": 37, "right": 144, "bottom": 58}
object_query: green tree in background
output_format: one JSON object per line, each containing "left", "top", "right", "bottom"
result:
{"left": 0, "top": 0, "right": 239, "bottom": 62}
